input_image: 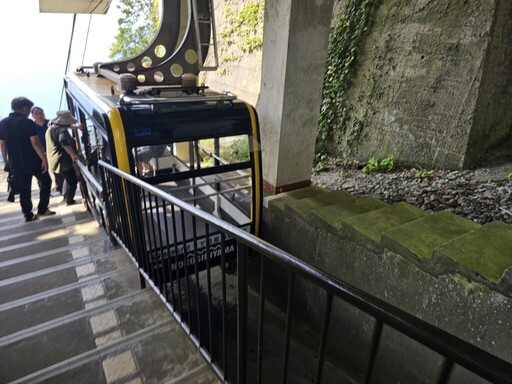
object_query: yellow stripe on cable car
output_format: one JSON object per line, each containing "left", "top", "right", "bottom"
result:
{"left": 108, "top": 107, "right": 130, "bottom": 172}
{"left": 245, "top": 103, "right": 262, "bottom": 237}
{"left": 107, "top": 107, "right": 134, "bottom": 239}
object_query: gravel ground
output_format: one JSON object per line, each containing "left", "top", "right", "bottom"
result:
{"left": 311, "top": 157, "right": 512, "bottom": 225}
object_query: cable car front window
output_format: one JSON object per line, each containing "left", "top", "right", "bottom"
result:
{"left": 133, "top": 135, "right": 251, "bottom": 178}
{"left": 133, "top": 135, "right": 253, "bottom": 222}
{"left": 197, "top": 136, "right": 250, "bottom": 167}
{"left": 134, "top": 144, "right": 169, "bottom": 177}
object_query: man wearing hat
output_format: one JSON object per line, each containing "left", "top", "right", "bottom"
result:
{"left": 46, "top": 111, "right": 82, "bottom": 206}
{"left": 0, "top": 97, "right": 54, "bottom": 222}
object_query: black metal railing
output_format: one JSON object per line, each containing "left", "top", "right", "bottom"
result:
{"left": 76, "top": 160, "right": 105, "bottom": 225}
{"left": 97, "top": 160, "right": 512, "bottom": 384}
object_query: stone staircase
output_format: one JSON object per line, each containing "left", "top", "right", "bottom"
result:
{"left": 262, "top": 186, "right": 512, "bottom": 382}
{"left": 266, "top": 186, "right": 512, "bottom": 296}
{"left": 0, "top": 171, "right": 220, "bottom": 384}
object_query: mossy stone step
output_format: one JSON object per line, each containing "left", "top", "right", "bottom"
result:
{"left": 433, "top": 221, "right": 512, "bottom": 288}
{"left": 267, "top": 186, "right": 324, "bottom": 211}
{"left": 340, "top": 202, "right": 427, "bottom": 252}
{"left": 312, "top": 196, "right": 389, "bottom": 231}
{"left": 285, "top": 190, "right": 355, "bottom": 220}
{"left": 381, "top": 210, "right": 480, "bottom": 266}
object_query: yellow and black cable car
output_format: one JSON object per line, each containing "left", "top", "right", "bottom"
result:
{"left": 60, "top": 0, "right": 262, "bottom": 274}
{"left": 65, "top": 72, "right": 262, "bottom": 237}
{"left": 62, "top": 0, "right": 262, "bottom": 271}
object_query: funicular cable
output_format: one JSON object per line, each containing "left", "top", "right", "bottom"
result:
{"left": 81, "top": 14, "right": 93, "bottom": 65}
{"left": 60, "top": 14, "right": 77, "bottom": 110}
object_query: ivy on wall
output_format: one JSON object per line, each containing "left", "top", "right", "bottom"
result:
{"left": 217, "top": 0, "right": 264, "bottom": 75}
{"left": 316, "top": 0, "right": 377, "bottom": 155}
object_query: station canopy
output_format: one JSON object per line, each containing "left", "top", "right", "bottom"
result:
{"left": 39, "top": 0, "right": 112, "bottom": 14}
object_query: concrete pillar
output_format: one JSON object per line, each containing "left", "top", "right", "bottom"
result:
{"left": 256, "top": 0, "right": 334, "bottom": 194}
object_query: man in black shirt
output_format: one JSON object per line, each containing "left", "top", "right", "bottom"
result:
{"left": 0, "top": 97, "right": 55, "bottom": 222}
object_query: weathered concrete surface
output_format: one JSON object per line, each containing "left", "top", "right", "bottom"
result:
{"left": 330, "top": 0, "right": 512, "bottom": 168}
{"left": 256, "top": 0, "right": 334, "bottom": 192}
{"left": 263, "top": 187, "right": 512, "bottom": 382}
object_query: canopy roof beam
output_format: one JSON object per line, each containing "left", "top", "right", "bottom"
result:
{"left": 39, "top": 0, "right": 112, "bottom": 14}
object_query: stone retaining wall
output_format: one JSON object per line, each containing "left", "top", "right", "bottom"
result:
{"left": 261, "top": 187, "right": 512, "bottom": 382}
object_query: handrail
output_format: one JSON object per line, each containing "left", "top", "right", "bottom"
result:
{"left": 76, "top": 160, "right": 102, "bottom": 193}
{"left": 98, "top": 159, "right": 512, "bottom": 383}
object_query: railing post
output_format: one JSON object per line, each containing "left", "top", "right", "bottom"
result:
{"left": 237, "top": 242, "right": 248, "bottom": 384}
{"left": 99, "top": 167, "right": 115, "bottom": 241}
{"left": 364, "top": 319, "right": 384, "bottom": 384}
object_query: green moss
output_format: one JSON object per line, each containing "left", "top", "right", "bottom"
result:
{"left": 382, "top": 211, "right": 480, "bottom": 262}
{"left": 437, "top": 221, "right": 512, "bottom": 282}
{"left": 313, "top": 195, "right": 388, "bottom": 229}
{"left": 343, "top": 202, "right": 426, "bottom": 244}
{"left": 218, "top": 1, "right": 264, "bottom": 68}
{"left": 286, "top": 190, "right": 355, "bottom": 219}
{"left": 267, "top": 187, "right": 324, "bottom": 211}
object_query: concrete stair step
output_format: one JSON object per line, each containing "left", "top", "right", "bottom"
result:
{"left": 0, "top": 249, "right": 136, "bottom": 305}
{"left": 340, "top": 202, "right": 427, "bottom": 252}
{"left": 284, "top": 190, "right": 356, "bottom": 220}
{"left": 0, "top": 222, "right": 104, "bottom": 262}
{"left": 312, "top": 195, "right": 389, "bottom": 231}
{"left": 0, "top": 290, "right": 172, "bottom": 382}
{"left": 0, "top": 208, "right": 91, "bottom": 239}
{"left": 266, "top": 186, "right": 324, "bottom": 211}
{"left": 0, "top": 268, "right": 143, "bottom": 338}
{"left": 266, "top": 185, "right": 512, "bottom": 298}
{"left": 432, "top": 220, "right": 512, "bottom": 295}
{"left": 380, "top": 210, "right": 481, "bottom": 267}
{"left": 0, "top": 237, "right": 115, "bottom": 281}
{"left": 11, "top": 322, "right": 217, "bottom": 384}
{"left": 0, "top": 193, "right": 70, "bottom": 221}
{"left": 0, "top": 214, "right": 95, "bottom": 245}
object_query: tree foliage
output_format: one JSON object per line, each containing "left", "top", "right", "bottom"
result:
{"left": 109, "top": 0, "right": 160, "bottom": 60}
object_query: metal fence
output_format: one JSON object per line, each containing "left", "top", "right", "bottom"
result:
{"left": 95, "top": 160, "right": 512, "bottom": 384}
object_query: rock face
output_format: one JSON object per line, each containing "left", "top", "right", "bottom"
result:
{"left": 328, "top": 0, "right": 512, "bottom": 169}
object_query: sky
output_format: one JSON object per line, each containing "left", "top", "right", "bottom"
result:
{"left": 0, "top": 0, "right": 122, "bottom": 120}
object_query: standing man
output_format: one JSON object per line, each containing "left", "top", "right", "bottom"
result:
{"left": 32, "top": 106, "right": 64, "bottom": 194}
{"left": 31, "top": 106, "right": 49, "bottom": 149}
{"left": 46, "top": 110, "right": 81, "bottom": 206}
{"left": 0, "top": 97, "right": 55, "bottom": 222}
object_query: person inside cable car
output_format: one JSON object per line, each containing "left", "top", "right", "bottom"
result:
{"left": 136, "top": 145, "right": 167, "bottom": 176}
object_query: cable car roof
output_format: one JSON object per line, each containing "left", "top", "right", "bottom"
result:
{"left": 39, "top": 0, "right": 112, "bottom": 14}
